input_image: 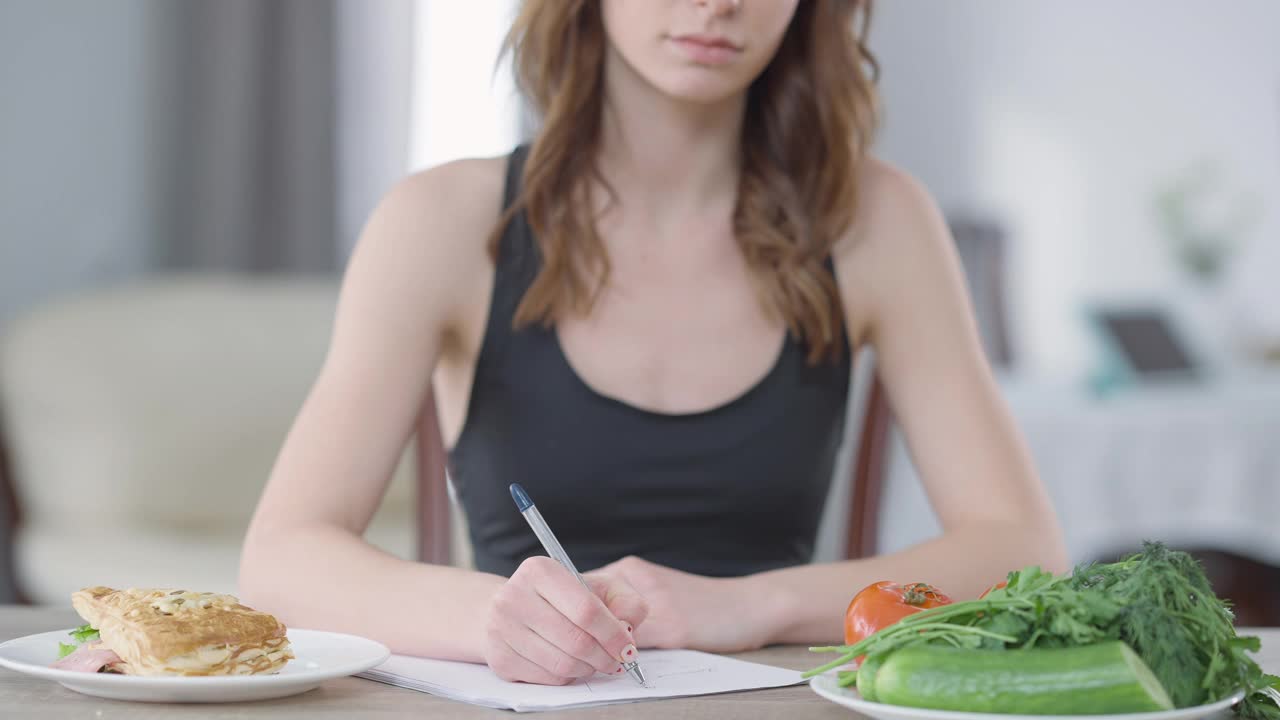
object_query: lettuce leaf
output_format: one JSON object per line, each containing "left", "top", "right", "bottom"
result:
{"left": 57, "top": 642, "right": 78, "bottom": 659}
{"left": 69, "top": 624, "right": 98, "bottom": 644}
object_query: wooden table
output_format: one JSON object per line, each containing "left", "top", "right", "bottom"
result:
{"left": 0, "top": 606, "right": 848, "bottom": 719}
{"left": 4, "top": 607, "right": 1277, "bottom": 719}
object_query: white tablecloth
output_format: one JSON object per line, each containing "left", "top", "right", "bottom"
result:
{"left": 879, "top": 375, "right": 1280, "bottom": 566}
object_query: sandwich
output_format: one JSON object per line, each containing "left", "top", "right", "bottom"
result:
{"left": 51, "top": 586, "right": 293, "bottom": 676}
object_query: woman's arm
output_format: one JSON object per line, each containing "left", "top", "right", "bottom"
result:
{"left": 238, "top": 159, "right": 508, "bottom": 661}
{"left": 758, "top": 158, "right": 1069, "bottom": 644}
{"left": 239, "top": 159, "right": 647, "bottom": 679}
{"left": 593, "top": 159, "right": 1067, "bottom": 651}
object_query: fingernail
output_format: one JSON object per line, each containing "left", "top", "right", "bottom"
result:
{"left": 614, "top": 664, "right": 624, "bottom": 674}
{"left": 620, "top": 644, "right": 637, "bottom": 662}
{"left": 625, "top": 624, "right": 633, "bottom": 635}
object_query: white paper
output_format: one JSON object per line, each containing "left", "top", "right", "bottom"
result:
{"left": 358, "top": 649, "right": 806, "bottom": 712}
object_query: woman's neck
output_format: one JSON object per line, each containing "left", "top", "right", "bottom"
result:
{"left": 595, "top": 44, "right": 746, "bottom": 223}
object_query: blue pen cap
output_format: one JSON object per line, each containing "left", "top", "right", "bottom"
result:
{"left": 509, "top": 483, "right": 533, "bottom": 512}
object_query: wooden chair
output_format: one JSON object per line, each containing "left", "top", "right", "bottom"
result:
{"left": 0, "top": 416, "right": 25, "bottom": 603}
{"left": 415, "top": 395, "right": 453, "bottom": 566}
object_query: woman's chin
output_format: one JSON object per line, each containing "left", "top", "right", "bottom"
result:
{"left": 650, "top": 77, "right": 750, "bottom": 107}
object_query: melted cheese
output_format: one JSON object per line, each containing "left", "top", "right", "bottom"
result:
{"left": 149, "top": 590, "right": 238, "bottom": 616}
{"left": 134, "top": 638, "right": 294, "bottom": 676}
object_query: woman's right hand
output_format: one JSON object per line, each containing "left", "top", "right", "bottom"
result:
{"left": 482, "top": 556, "right": 649, "bottom": 685}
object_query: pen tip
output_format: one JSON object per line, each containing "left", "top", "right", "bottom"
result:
{"left": 509, "top": 483, "right": 533, "bottom": 512}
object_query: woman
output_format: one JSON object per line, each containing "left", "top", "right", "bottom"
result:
{"left": 240, "top": 0, "right": 1067, "bottom": 686}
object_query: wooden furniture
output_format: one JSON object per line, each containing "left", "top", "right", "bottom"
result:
{"left": 0, "top": 417, "right": 22, "bottom": 603}
{"left": 0, "top": 607, "right": 836, "bottom": 719}
{"left": 415, "top": 394, "right": 453, "bottom": 567}
{"left": 2, "top": 607, "right": 1279, "bottom": 719}
{"left": 847, "top": 378, "right": 891, "bottom": 560}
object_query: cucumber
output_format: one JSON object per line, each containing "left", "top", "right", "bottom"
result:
{"left": 856, "top": 653, "right": 886, "bottom": 702}
{"left": 872, "top": 641, "right": 1174, "bottom": 715}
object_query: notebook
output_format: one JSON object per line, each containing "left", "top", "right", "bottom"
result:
{"left": 357, "top": 649, "right": 807, "bottom": 712}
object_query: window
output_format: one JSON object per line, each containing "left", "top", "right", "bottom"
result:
{"left": 409, "top": 1, "right": 521, "bottom": 171}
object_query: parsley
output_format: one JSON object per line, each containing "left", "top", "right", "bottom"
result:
{"left": 57, "top": 642, "right": 77, "bottom": 659}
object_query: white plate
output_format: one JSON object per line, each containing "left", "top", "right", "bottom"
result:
{"left": 810, "top": 675, "right": 1245, "bottom": 720}
{"left": 0, "top": 628, "right": 390, "bottom": 703}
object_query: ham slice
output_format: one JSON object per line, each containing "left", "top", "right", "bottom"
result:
{"left": 51, "top": 641, "right": 124, "bottom": 673}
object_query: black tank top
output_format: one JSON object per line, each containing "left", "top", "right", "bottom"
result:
{"left": 447, "top": 145, "right": 851, "bottom": 578}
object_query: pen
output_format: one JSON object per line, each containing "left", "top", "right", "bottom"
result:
{"left": 509, "top": 483, "right": 647, "bottom": 687}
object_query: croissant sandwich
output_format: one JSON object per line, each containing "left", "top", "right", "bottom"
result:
{"left": 50, "top": 586, "right": 293, "bottom": 676}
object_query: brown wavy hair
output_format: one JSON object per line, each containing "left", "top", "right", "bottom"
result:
{"left": 493, "top": 0, "right": 879, "bottom": 363}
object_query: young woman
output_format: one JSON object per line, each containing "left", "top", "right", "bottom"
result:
{"left": 240, "top": 0, "right": 1067, "bottom": 686}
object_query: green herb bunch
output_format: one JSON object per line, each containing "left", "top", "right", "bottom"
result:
{"left": 806, "top": 543, "right": 1280, "bottom": 719}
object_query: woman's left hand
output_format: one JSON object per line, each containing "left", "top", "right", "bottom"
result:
{"left": 586, "top": 556, "right": 783, "bottom": 653}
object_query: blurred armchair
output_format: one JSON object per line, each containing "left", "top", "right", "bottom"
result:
{"left": 0, "top": 274, "right": 432, "bottom": 603}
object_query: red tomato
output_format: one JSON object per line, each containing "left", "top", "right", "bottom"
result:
{"left": 843, "top": 581, "right": 953, "bottom": 646}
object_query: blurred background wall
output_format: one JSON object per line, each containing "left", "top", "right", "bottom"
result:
{"left": 0, "top": 1, "right": 1277, "bottom": 617}
{"left": 873, "top": 0, "right": 1280, "bottom": 379}
{"left": 2, "top": 0, "right": 156, "bottom": 330}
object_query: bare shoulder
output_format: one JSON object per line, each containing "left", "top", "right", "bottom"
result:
{"left": 342, "top": 155, "right": 508, "bottom": 321}
{"left": 837, "top": 155, "right": 950, "bottom": 263}
{"left": 390, "top": 155, "right": 508, "bottom": 223}
{"left": 356, "top": 155, "right": 507, "bottom": 270}
{"left": 832, "top": 155, "right": 958, "bottom": 345}
{"left": 319, "top": 153, "right": 511, "bottom": 375}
